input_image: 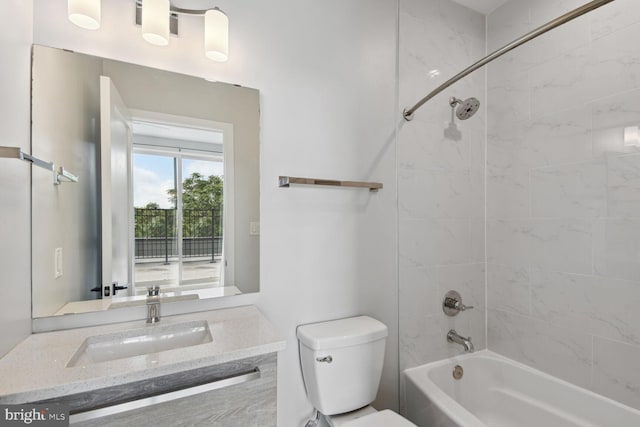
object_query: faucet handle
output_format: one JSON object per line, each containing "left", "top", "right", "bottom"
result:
{"left": 455, "top": 301, "right": 474, "bottom": 311}
{"left": 443, "top": 290, "right": 473, "bottom": 316}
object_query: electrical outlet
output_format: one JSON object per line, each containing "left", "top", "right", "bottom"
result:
{"left": 249, "top": 221, "right": 260, "bottom": 236}
{"left": 54, "top": 248, "right": 63, "bottom": 279}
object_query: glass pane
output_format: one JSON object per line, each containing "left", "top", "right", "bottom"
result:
{"left": 132, "top": 153, "right": 178, "bottom": 291}
{"left": 181, "top": 158, "right": 224, "bottom": 287}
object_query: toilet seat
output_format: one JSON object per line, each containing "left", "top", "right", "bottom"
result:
{"left": 342, "top": 410, "right": 417, "bottom": 427}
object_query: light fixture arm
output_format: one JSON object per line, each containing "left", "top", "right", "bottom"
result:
{"left": 135, "top": 1, "right": 224, "bottom": 17}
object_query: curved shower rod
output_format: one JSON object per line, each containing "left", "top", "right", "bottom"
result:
{"left": 402, "top": 0, "right": 616, "bottom": 121}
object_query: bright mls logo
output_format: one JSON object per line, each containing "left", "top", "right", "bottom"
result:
{"left": 0, "top": 405, "right": 68, "bottom": 426}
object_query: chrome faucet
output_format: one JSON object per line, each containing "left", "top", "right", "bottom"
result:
{"left": 146, "top": 286, "right": 161, "bottom": 324}
{"left": 447, "top": 329, "right": 474, "bottom": 353}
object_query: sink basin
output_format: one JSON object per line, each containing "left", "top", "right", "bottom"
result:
{"left": 66, "top": 320, "right": 212, "bottom": 367}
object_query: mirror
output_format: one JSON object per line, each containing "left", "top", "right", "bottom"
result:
{"left": 31, "top": 45, "right": 260, "bottom": 318}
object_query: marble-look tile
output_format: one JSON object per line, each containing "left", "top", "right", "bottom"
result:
{"left": 399, "top": 261, "right": 485, "bottom": 319}
{"left": 435, "top": 263, "right": 486, "bottom": 311}
{"left": 400, "top": 218, "right": 476, "bottom": 267}
{"left": 587, "top": 22, "right": 640, "bottom": 102}
{"left": 487, "top": 219, "right": 533, "bottom": 269}
{"left": 399, "top": 10, "right": 485, "bottom": 121}
{"left": 400, "top": 309, "right": 486, "bottom": 371}
{"left": 401, "top": 0, "right": 485, "bottom": 40}
{"left": 592, "top": 88, "right": 640, "bottom": 158}
{"left": 531, "top": 270, "right": 640, "bottom": 345}
{"left": 528, "top": 0, "right": 589, "bottom": 26}
{"left": 398, "top": 121, "right": 477, "bottom": 172}
{"left": 488, "top": 219, "right": 593, "bottom": 273}
{"left": 592, "top": 337, "right": 640, "bottom": 410}
{"left": 398, "top": 170, "right": 477, "bottom": 219}
{"left": 530, "top": 45, "right": 591, "bottom": 118}
{"left": 590, "top": 0, "right": 640, "bottom": 40}
{"left": 592, "top": 87, "right": 640, "bottom": 131}
{"left": 487, "top": 264, "right": 530, "bottom": 315}
{"left": 529, "top": 219, "right": 593, "bottom": 274}
{"left": 531, "top": 162, "right": 607, "bottom": 218}
{"left": 594, "top": 218, "right": 640, "bottom": 281}
{"left": 522, "top": 107, "right": 593, "bottom": 168}
{"left": 525, "top": 14, "right": 591, "bottom": 66}
{"left": 607, "top": 154, "right": 640, "bottom": 218}
{"left": 487, "top": 309, "right": 592, "bottom": 388}
{"left": 488, "top": 106, "right": 593, "bottom": 171}
{"left": 470, "top": 217, "right": 486, "bottom": 263}
{"left": 486, "top": 168, "right": 530, "bottom": 219}
{"left": 486, "top": 0, "right": 531, "bottom": 52}
{"left": 487, "top": 68, "right": 531, "bottom": 131}
{"left": 399, "top": 260, "right": 442, "bottom": 319}
{"left": 486, "top": 129, "right": 526, "bottom": 170}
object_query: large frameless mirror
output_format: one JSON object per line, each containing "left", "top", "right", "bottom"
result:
{"left": 31, "top": 45, "right": 260, "bottom": 318}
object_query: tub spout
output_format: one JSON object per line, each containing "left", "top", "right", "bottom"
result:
{"left": 447, "top": 329, "right": 474, "bottom": 353}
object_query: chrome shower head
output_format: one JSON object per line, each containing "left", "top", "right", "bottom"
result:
{"left": 450, "top": 97, "right": 480, "bottom": 120}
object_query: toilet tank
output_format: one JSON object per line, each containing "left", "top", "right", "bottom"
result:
{"left": 297, "top": 316, "right": 388, "bottom": 415}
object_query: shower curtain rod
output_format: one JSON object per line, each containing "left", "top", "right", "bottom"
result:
{"left": 402, "top": 0, "right": 616, "bottom": 121}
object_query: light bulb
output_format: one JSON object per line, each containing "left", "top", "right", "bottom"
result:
{"left": 204, "top": 8, "right": 229, "bottom": 62}
{"left": 68, "top": 0, "right": 101, "bottom": 30}
{"left": 142, "top": 0, "right": 170, "bottom": 46}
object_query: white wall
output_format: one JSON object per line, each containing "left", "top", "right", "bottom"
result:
{"left": 0, "top": 1, "right": 33, "bottom": 356}
{"left": 31, "top": 46, "right": 102, "bottom": 317}
{"left": 397, "top": 0, "right": 486, "bottom": 385}
{"left": 487, "top": 0, "right": 640, "bottom": 410}
{"left": 32, "top": 0, "right": 398, "bottom": 424}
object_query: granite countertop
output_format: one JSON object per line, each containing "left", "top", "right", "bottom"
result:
{"left": 0, "top": 305, "right": 285, "bottom": 403}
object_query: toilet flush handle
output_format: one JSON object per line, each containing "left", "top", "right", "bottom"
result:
{"left": 316, "top": 356, "right": 333, "bottom": 363}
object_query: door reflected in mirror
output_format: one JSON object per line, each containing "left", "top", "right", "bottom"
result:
{"left": 30, "top": 45, "right": 260, "bottom": 318}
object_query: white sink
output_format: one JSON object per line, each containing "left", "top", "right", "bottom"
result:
{"left": 66, "top": 320, "right": 212, "bottom": 367}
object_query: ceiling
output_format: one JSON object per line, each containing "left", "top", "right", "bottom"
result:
{"left": 450, "top": 0, "right": 508, "bottom": 15}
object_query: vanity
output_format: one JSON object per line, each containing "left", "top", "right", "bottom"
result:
{"left": 0, "top": 306, "right": 284, "bottom": 426}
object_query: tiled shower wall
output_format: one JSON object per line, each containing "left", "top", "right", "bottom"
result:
{"left": 398, "top": 0, "right": 486, "bottom": 372}
{"left": 487, "top": 0, "right": 640, "bottom": 409}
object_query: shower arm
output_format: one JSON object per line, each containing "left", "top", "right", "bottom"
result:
{"left": 402, "top": 0, "right": 615, "bottom": 121}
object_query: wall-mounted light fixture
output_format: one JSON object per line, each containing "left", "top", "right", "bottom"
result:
{"left": 67, "top": 0, "right": 229, "bottom": 62}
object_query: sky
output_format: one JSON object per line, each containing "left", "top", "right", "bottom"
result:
{"left": 133, "top": 153, "right": 224, "bottom": 208}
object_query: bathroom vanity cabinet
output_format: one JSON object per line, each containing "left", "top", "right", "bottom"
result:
{"left": 42, "top": 353, "right": 277, "bottom": 427}
{"left": 0, "top": 307, "right": 284, "bottom": 427}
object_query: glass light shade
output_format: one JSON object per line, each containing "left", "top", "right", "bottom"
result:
{"left": 142, "top": 0, "right": 170, "bottom": 46}
{"left": 68, "top": 0, "right": 101, "bottom": 30}
{"left": 204, "top": 9, "right": 229, "bottom": 62}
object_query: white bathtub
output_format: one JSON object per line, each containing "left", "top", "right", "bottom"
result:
{"left": 403, "top": 350, "right": 640, "bottom": 427}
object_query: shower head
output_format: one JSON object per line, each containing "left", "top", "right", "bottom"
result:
{"left": 450, "top": 97, "right": 480, "bottom": 120}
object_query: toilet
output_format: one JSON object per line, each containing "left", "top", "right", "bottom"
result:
{"left": 297, "top": 316, "right": 417, "bottom": 427}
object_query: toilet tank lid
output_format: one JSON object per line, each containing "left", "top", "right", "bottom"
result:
{"left": 297, "top": 316, "right": 388, "bottom": 350}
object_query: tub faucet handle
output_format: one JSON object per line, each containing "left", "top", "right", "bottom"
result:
{"left": 443, "top": 290, "right": 473, "bottom": 316}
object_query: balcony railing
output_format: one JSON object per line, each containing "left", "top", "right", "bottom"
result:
{"left": 134, "top": 208, "right": 222, "bottom": 263}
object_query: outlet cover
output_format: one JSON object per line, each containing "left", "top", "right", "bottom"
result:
{"left": 54, "top": 247, "right": 63, "bottom": 279}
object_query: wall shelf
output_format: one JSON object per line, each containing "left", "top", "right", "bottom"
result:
{"left": 278, "top": 176, "right": 382, "bottom": 192}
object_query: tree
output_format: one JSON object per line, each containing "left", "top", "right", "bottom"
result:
{"left": 134, "top": 173, "right": 223, "bottom": 240}
{"left": 168, "top": 172, "right": 223, "bottom": 211}
{"left": 167, "top": 172, "right": 224, "bottom": 237}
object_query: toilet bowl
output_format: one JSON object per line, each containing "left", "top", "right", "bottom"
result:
{"left": 297, "top": 316, "right": 417, "bottom": 427}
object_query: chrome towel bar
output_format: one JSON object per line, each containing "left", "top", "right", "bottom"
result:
{"left": 279, "top": 176, "right": 383, "bottom": 192}
{"left": 0, "top": 146, "right": 79, "bottom": 185}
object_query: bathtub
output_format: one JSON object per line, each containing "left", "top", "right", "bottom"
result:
{"left": 403, "top": 350, "right": 640, "bottom": 427}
